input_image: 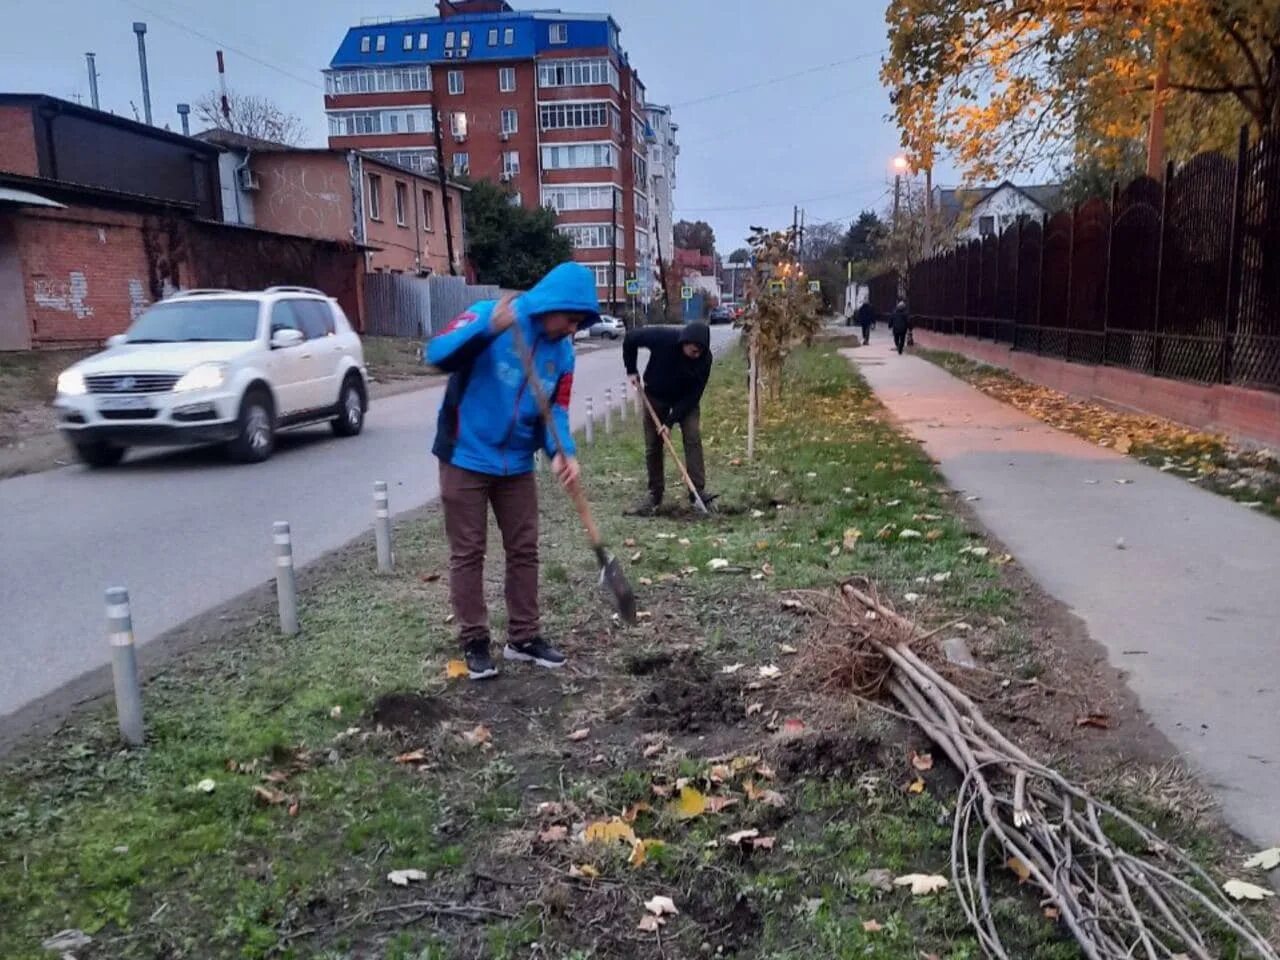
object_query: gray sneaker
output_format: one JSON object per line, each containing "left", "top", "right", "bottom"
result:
{"left": 625, "top": 492, "right": 662, "bottom": 517}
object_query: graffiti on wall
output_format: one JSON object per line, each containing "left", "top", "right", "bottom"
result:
{"left": 32, "top": 271, "right": 94, "bottom": 318}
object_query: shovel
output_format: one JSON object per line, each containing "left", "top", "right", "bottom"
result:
{"left": 638, "top": 389, "right": 712, "bottom": 516}
{"left": 510, "top": 324, "right": 637, "bottom": 624}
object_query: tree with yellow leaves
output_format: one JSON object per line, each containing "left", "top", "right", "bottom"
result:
{"left": 882, "top": 0, "right": 1280, "bottom": 180}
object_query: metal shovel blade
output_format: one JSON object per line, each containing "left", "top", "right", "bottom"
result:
{"left": 595, "top": 545, "right": 637, "bottom": 624}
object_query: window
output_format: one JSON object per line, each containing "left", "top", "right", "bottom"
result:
{"left": 588, "top": 264, "right": 622, "bottom": 289}
{"left": 403, "top": 34, "right": 414, "bottom": 51}
{"left": 452, "top": 152, "right": 469, "bottom": 176}
{"left": 394, "top": 181, "right": 408, "bottom": 226}
{"left": 979, "top": 215, "right": 995, "bottom": 237}
{"left": 502, "top": 150, "right": 521, "bottom": 176}
{"left": 633, "top": 153, "right": 648, "bottom": 183}
{"left": 540, "top": 142, "right": 616, "bottom": 170}
{"left": 375, "top": 34, "right": 386, "bottom": 52}
{"left": 557, "top": 223, "right": 618, "bottom": 249}
{"left": 451, "top": 112, "right": 468, "bottom": 138}
{"left": 499, "top": 67, "right": 516, "bottom": 92}
{"left": 540, "top": 184, "right": 622, "bottom": 212}
{"left": 419, "top": 32, "right": 429, "bottom": 50}
{"left": 538, "top": 101, "right": 613, "bottom": 130}
{"left": 325, "top": 67, "right": 431, "bottom": 94}
{"left": 504, "top": 27, "right": 515, "bottom": 44}
{"left": 360, "top": 36, "right": 371, "bottom": 53}
{"left": 509, "top": 191, "right": 522, "bottom": 207}
{"left": 500, "top": 108, "right": 518, "bottom": 134}
{"left": 270, "top": 300, "right": 305, "bottom": 337}
{"left": 327, "top": 108, "right": 433, "bottom": 137}
{"left": 448, "top": 70, "right": 464, "bottom": 94}
{"left": 295, "top": 300, "right": 335, "bottom": 339}
{"left": 537, "top": 58, "right": 619, "bottom": 89}
{"left": 368, "top": 149, "right": 438, "bottom": 175}
{"left": 550, "top": 23, "right": 568, "bottom": 44}
{"left": 460, "top": 30, "right": 471, "bottom": 48}
{"left": 445, "top": 31, "right": 455, "bottom": 48}
{"left": 488, "top": 28, "right": 499, "bottom": 46}
{"left": 367, "top": 173, "right": 382, "bottom": 220}
{"left": 421, "top": 189, "right": 434, "bottom": 230}
{"left": 635, "top": 191, "right": 649, "bottom": 223}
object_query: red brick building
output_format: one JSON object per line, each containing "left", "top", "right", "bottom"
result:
{"left": 325, "top": 0, "right": 654, "bottom": 307}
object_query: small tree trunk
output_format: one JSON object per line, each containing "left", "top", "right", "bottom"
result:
{"left": 747, "top": 336, "right": 759, "bottom": 462}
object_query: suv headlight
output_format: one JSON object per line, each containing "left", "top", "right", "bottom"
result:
{"left": 56, "top": 370, "right": 87, "bottom": 397}
{"left": 174, "top": 363, "right": 228, "bottom": 393}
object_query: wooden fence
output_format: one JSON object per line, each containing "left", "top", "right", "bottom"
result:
{"left": 873, "top": 130, "right": 1280, "bottom": 393}
{"left": 362, "top": 273, "right": 502, "bottom": 338}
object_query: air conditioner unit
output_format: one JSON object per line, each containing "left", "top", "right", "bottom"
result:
{"left": 456, "top": 48, "right": 469, "bottom": 59}
{"left": 443, "top": 49, "right": 455, "bottom": 58}
{"left": 453, "top": 133, "right": 468, "bottom": 143}
{"left": 499, "top": 172, "right": 513, "bottom": 182}
{"left": 499, "top": 132, "right": 511, "bottom": 142}
{"left": 236, "top": 167, "right": 260, "bottom": 191}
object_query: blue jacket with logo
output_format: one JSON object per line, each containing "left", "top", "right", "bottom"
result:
{"left": 426, "top": 262, "right": 600, "bottom": 476}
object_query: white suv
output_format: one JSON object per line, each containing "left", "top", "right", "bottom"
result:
{"left": 54, "top": 287, "right": 368, "bottom": 467}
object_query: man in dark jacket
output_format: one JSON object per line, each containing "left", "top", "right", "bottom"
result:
{"left": 855, "top": 300, "right": 878, "bottom": 345}
{"left": 623, "top": 322, "right": 713, "bottom": 515}
{"left": 890, "top": 301, "right": 911, "bottom": 354}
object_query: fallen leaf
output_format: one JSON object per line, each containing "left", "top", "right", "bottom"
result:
{"left": 1224, "top": 879, "right": 1275, "bottom": 901}
{"left": 387, "top": 868, "right": 428, "bottom": 886}
{"left": 705, "top": 796, "right": 739, "bottom": 813}
{"left": 899, "top": 529, "right": 923, "bottom": 540}
{"left": 445, "top": 659, "right": 469, "bottom": 679}
{"left": 707, "top": 557, "right": 730, "bottom": 570}
{"left": 779, "top": 643, "right": 798, "bottom": 655}
{"left": 629, "top": 838, "right": 666, "bottom": 866}
{"left": 758, "top": 665, "right": 782, "bottom": 680}
{"left": 926, "top": 529, "right": 945, "bottom": 541}
{"left": 621, "top": 801, "right": 653, "bottom": 822}
{"left": 1115, "top": 436, "right": 1133, "bottom": 454}
{"left": 720, "top": 662, "right": 745, "bottom": 675}
{"left": 623, "top": 538, "right": 637, "bottom": 548}
{"left": 329, "top": 705, "right": 343, "bottom": 719}
{"left": 584, "top": 818, "right": 637, "bottom": 845}
{"left": 567, "top": 728, "right": 591, "bottom": 742}
{"left": 253, "top": 786, "right": 288, "bottom": 806}
{"left": 461, "top": 724, "right": 492, "bottom": 747}
{"left": 862, "top": 919, "right": 883, "bottom": 933}
{"left": 781, "top": 717, "right": 806, "bottom": 736}
{"left": 630, "top": 551, "right": 642, "bottom": 562}
{"left": 894, "top": 873, "right": 950, "bottom": 896}
{"left": 857, "top": 868, "right": 895, "bottom": 892}
{"left": 931, "top": 570, "right": 951, "bottom": 582}
{"left": 726, "top": 828, "right": 760, "bottom": 845}
{"left": 752, "top": 836, "right": 777, "bottom": 850}
{"left": 1007, "top": 857, "right": 1032, "bottom": 884}
{"left": 904, "top": 592, "right": 922, "bottom": 604}
{"left": 569, "top": 863, "right": 600, "bottom": 880}
{"left": 1075, "top": 714, "right": 1111, "bottom": 730}
{"left": 41, "top": 930, "right": 92, "bottom": 952}
{"left": 911, "top": 752, "right": 934, "bottom": 772}
{"left": 968, "top": 547, "right": 990, "bottom": 558}
{"left": 906, "top": 778, "right": 926, "bottom": 795}
{"left": 755, "top": 763, "right": 776, "bottom": 780}
{"left": 1043, "top": 906, "right": 1061, "bottom": 920}
{"left": 708, "top": 764, "right": 733, "bottom": 783}
{"left": 394, "top": 749, "right": 428, "bottom": 765}
{"left": 643, "top": 742, "right": 666, "bottom": 759}
{"left": 536, "top": 801, "right": 564, "bottom": 817}
{"left": 744, "top": 781, "right": 787, "bottom": 807}
{"left": 194, "top": 778, "right": 216, "bottom": 794}
{"left": 678, "top": 538, "right": 691, "bottom": 546}
{"left": 645, "top": 895, "right": 680, "bottom": 916}
{"left": 539, "top": 825, "right": 569, "bottom": 843}
{"left": 745, "top": 702, "right": 764, "bottom": 717}
{"left": 650, "top": 783, "right": 672, "bottom": 798}
{"left": 672, "top": 785, "right": 707, "bottom": 819}
{"left": 419, "top": 571, "right": 441, "bottom": 583}
{"left": 637, "top": 913, "right": 663, "bottom": 932}
{"left": 1244, "top": 847, "right": 1280, "bottom": 871}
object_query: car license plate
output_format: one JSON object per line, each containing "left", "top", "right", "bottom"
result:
{"left": 98, "top": 396, "right": 152, "bottom": 411}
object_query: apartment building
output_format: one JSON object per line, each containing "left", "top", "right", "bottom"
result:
{"left": 643, "top": 102, "right": 678, "bottom": 299}
{"left": 325, "top": 0, "right": 655, "bottom": 306}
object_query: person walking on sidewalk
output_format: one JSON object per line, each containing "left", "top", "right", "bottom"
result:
{"left": 855, "top": 300, "right": 878, "bottom": 346}
{"left": 425, "top": 262, "right": 599, "bottom": 680}
{"left": 623, "top": 321, "right": 713, "bottom": 515}
{"left": 890, "top": 301, "right": 911, "bottom": 354}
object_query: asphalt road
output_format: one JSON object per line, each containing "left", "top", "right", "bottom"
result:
{"left": 0, "top": 328, "right": 735, "bottom": 727}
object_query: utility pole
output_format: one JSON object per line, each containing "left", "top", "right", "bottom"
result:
{"left": 609, "top": 188, "right": 620, "bottom": 314}
{"left": 431, "top": 112, "right": 459, "bottom": 275}
{"left": 924, "top": 166, "right": 933, "bottom": 256}
{"left": 177, "top": 103, "right": 190, "bottom": 136}
{"left": 792, "top": 205, "right": 799, "bottom": 257}
{"left": 132, "top": 22, "right": 152, "bottom": 125}
{"left": 216, "top": 50, "right": 232, "bottom": 124}
{"left": 893, "top": 175, "right": 902, "bottom": 232}
{"left": 654, "top": 215, "right": 669, "bottom": 325}
{"left": 799, "top": 208, "right": 806, "bottom": 262}
{"left": 85, "top": 53, "right": 100, "bottom": 110}
{"left": 1147, "top": 41, "right": 1171, "bottom": 180}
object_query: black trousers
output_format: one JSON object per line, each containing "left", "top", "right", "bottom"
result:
{"left": 893, "top": 329, "right": 907, "bottom": 353}
{"left": 643, "top": 394, "right": 705, "bottom": 500}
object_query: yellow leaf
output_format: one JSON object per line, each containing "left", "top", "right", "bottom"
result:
{"left": 445, "top": 659, "right": 469, "bottom": 679}
{"left": 926, "top": 529, "right": 944, "bottom": 541}
{"left": 569, "top": 863, "right": 600, "bottom": 879}
{"left": 461, "top": 724, "right": 492, "bottom": 747}
{"left": 672, "top": 785, "right": 707, "bottom": 819}
{"left": 621, "top": 801, "right": 652, "bottom": 823}
{"left": 842, "top": 528, "right": 863, "bottom": 551}
{"left": 584, "top": 817, "right": 637, "bottom": 846}
{"left": 1007, "top": 857, "right": 1031, "bottom": 884}
{"left": 907, "top": 778, "right": 926, "bottom": 795}
{"left": 1115, "top": 436, "right": 1132, "bottom": 454}
{"left": 629, "top": 838, "right": 665, "bottom": 867}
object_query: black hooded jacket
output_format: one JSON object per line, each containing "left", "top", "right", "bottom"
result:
{"left": 623, "top": 322, "right": 713, "bottom": 425}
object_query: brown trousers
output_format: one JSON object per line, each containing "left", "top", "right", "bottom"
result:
{"left": 643, "top": 393, "right": 706, "bottom": 500}
{"left": 439, "top": 461, "right": 540, "bottom": 646}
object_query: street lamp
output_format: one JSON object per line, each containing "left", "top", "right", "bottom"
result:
{"left": 891, "top": 155, "right": 910, "bottom": 231}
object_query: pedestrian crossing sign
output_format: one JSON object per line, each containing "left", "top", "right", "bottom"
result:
{"left": 808, "top": 280, "right": 821, "bottom": 293}
{"left": 681, "top": 285, "right": 693, "bottom": 300}
{"left": 768, "top": 280, "right": 785, "bottom": 292}
{"left": 625, "top": 278, "right": 640, "bottom": 296}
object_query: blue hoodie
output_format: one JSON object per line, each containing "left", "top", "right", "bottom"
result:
{"left": 426, "top": 262, "right": 600, "bottom": 476}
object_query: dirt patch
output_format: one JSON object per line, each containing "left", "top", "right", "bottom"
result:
{"left": 370, "top": 691, "right": 455, "bottom": 735}
{"left": 624, "top": 645, "right": 703, "bottom": 677}
{"left": 640, "top": 671, "right": 741, "bottom": 732}
{"left": 775, "top": 731, "right": 882, "bottom": 781}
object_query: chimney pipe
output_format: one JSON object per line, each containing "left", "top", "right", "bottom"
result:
{"left": 85, "top": 53, "right": 100, "bottom": 110}
{"left": 216, "top": 50, "right": 231, "bottom": 124}
{"left": 132, "top": 22, "right": 152, "bottom": 125}
{"left": 177, "top": 102, "right": 190, "bottom": 136}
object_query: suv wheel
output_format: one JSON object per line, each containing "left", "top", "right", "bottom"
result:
{"left": 227, "top": 389, "right": 275, "bottom": 463}
{"left": 73, "top": 441, "right": 127, "bottom": 469}
{"left": 331, "top": 374, "right": 366, "bottom": 437}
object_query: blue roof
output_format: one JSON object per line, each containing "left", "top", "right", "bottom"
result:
{"left": 329, "top": 10, "right": 623, "bottom": 69}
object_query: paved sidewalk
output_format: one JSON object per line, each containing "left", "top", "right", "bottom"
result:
{"left": 845, "top": 339, "right": 1280, "bottom": 846}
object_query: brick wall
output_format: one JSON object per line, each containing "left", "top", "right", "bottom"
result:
{"left": 0, "top": 105, "right": 39, "bottom": 177}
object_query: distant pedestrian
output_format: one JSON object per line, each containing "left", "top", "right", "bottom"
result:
{"left": 891, "top": 301, "right": 911, "bottom": 354}
{"left": 855, "top": 301, "right": 878, "bottom": 346}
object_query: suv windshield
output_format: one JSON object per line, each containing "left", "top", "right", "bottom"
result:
{"left": 126, "top": 300, "right": 260, "bottom": 343}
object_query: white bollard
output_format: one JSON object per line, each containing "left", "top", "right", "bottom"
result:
{"left": 604, "top": 387, "right": 614, "bottom": 434}
{"left": 585, "top": 397, "right": 595, "bottom": 444}
{"left": 105, "top": 587, "right": 145, "bottom": 746}
{"left": 619, "top": 382, "right": 630, "bottom": 422}
{"left": 373, "top": 481, "right": 394, "bottom": 573}
{"left": 273, "top": 521, "right": 299, "bottom": 636}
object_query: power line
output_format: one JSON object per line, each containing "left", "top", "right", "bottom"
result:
{"left": 675, "top": 180, "right": 889, "bottom": 215}
{"left": 669, "top": 51, "right": 885, "bottom": 111}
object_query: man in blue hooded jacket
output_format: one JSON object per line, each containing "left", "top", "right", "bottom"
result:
{"left": 426, "top": 262, "right": 600, "bottom": 679}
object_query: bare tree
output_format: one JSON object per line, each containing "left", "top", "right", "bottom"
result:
{"left": 194, "top": 89, "right": 306, "bottom": 146}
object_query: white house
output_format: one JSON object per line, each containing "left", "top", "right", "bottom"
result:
{"left": 934, "top": 181, "right": 1062, "bottom": 242}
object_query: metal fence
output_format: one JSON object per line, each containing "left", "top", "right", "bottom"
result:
{"left": 362, "top": 273, "right": 502, "bottom": 338}
{"left": 873, "top": 131, "right": 1280, "bottom": 393}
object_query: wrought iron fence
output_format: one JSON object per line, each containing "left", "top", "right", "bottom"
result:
{"left": 872, "top": 130, "right": 1280, "bottom": 393}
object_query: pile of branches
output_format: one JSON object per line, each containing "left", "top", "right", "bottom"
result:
{"left": 791, "top": 580, "right": 1278, "bottom": 960}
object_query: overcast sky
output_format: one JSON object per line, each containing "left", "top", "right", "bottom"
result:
{"left": 1, "top": 0, "right": 960, "bottom": 252}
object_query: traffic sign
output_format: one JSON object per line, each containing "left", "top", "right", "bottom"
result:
{"left": 808, "top": 280, "right": 821, "bottom": 293}
{"left": 625, "top": 278, "right": 640, "bottom": 296}
{"left": 681, "top": 285, "right": 694, "bottom": 300}
{"left": 767, "top": 280, "right": 785, "bottom": 293}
